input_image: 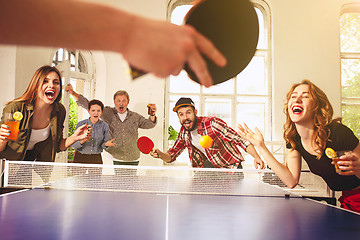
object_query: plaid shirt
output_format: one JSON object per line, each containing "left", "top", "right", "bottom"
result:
{"left": 168, "top": 117, "right": 250, "bottom": 168}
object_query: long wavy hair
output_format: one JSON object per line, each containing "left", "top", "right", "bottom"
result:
{"left": 10, "top": 65, "right": 62, "bottom": 104}
{"left": 283, "top": 80, "right": 339, "bottom": 159}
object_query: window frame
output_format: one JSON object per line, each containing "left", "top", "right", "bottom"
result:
{"left": 50, "top": 49, "right": 95, "bottom": 162}
{"left": 340, "top": 3, "right": 360, "bottom": 139}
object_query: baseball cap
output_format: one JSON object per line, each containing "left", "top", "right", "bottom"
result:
{"left": 173, "top": 97, "right": 195, "bottom": 112}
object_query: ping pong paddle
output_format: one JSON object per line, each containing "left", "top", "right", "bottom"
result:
{"left": 137, "top": 136, "right": 155, "bottom": 154}
{"left": 130, "top": 0, "right": 259, "bottom": 85}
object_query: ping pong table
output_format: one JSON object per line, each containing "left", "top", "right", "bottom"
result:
{"left": 1, "top": 161, "right": 360, "bottom": 240}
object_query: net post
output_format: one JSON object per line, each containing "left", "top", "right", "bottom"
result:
{"left": 3, "top": 160, "right": 9, "bottom": 187}
{"left": 0, "top": 158, "right": 3, "bottom": 187}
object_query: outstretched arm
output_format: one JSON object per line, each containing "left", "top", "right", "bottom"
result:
{"left": 150, "top": 148, "right": 172, "bottom": 163}
{"left": 64, "top": 84, "right": 89, "bottom": 110}
{"left": 238, "top": 123, "right": 301, "bottom": 188}
{"left": 246, "top": 144, "right": 265, "bottom": 169}
{"left": 60, "top": 124, "right": 91, "bottom": 151}
{"left": 64, "top": 84, "right": 79, "bottom": 101}
{"left": 0, "top": 0, "right": 226, "bottom": 87}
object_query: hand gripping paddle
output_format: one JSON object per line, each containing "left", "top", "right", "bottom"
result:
{"left": 131, "top": 0, "right": 259, "bottom": 85}
{"left": 137, "top": 136, "right": 155, "bottom": 154}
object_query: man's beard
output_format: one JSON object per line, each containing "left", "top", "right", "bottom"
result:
{"left": 182, "top": 117, "right": 197, "bottom": 131}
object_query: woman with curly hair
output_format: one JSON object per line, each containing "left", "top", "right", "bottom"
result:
{"left": 238, "top": 80, "right": 360, "bottom": 213}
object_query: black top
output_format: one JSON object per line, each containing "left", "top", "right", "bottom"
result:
{"left": 287, "top": 122, "right": 360, "bottom": 191}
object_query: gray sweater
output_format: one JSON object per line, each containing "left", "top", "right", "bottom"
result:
{"left": 77, "top": 95, "right": 156, "bottom": 161}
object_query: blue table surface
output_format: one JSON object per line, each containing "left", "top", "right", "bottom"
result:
{"left": 1, "top": 188, "right": 360, "bottom": 240}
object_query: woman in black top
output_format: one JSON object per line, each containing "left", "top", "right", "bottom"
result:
{"left": 238, "top": 80, "right": 360, "bottom": 213}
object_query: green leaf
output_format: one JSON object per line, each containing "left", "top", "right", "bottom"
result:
{"left": 168, "top": 125, "right": 179, "bottom": 141}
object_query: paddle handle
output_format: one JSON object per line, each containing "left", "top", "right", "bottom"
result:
{"left": 130, "top": 66, "right": 147, "bottom": 79}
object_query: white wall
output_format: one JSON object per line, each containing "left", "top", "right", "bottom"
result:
{"left": 0, "top": 46, "right": 16, "bottom": 107}
{"left": 0, "top": 0, "right": 356, "bottom": 164}
{"left": 270, "top": 0, "right": 345, "bottom": 139}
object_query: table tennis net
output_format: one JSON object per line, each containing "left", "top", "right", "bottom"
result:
{"left": 2, "top": 161, "right": 330, "bottom": 198}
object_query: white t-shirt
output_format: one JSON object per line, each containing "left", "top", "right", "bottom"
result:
{"left": 190, "top": 129, "right": 208, "bottom": 159}
{"left": 27, "top": 124, "right": 51, "bottom": 150}
{"left": 117, "top": 111, "right": 127, "bottom": 122}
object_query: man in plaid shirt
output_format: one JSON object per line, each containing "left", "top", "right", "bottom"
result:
{"left": 150, "top": 98, "right": 264, "bottom": 169}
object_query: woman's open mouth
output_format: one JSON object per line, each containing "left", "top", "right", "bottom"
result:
{"left": 45, "top": 90, "right": 56, "bottom": 100}
{"left": 292, "top": 106, "right": 303, "bottom": 115}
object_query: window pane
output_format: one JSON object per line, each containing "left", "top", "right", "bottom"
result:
{"left": 341, "top": 59, "right": 360, "bottom": 98}
{"left": 203, "top": 79, "right": 234, "bottom": 94}
{"left": 58, "top": 48, "right": 64, "bottom": 61}
{"left": 71, "top": 78, "right": 87, "bottom": 121}
{"left": 171, "top": 5, "right": 193, "bottom": 25}
{"left": 342, "top": 105, "right": 360, "bottom": 139}
{"left": 255, "top": 8, "right": 267, "bottom": 49}
{"left": 237, "top": 56, "right": 266, "bottom": 95}
{"left": 70, "top": 79, "right": 77, "bottom": 89}
{"left": 340, "top": 13, "right": 360, "bottom": 52}
{"left": 204, "top": 98, "right": 232, "bottom": 126}
{"left": 169, "top": 71, "right": 200, "bottom": 93}
{"left": 237, "top": 97, "right": 269, "bottom": 140}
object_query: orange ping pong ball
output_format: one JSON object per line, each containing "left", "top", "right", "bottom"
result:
{"left": 199, "top": 135, "right": 213, "bottom": 149}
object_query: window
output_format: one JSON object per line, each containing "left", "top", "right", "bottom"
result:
{"left": 340, "top": 4, "right": 360, "bottom": 139}
{"left": 51, "top": 48, "right": 95, "bottom": 161}
{"left": 166, "top": 0, "right": 271, "bottom": 166}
